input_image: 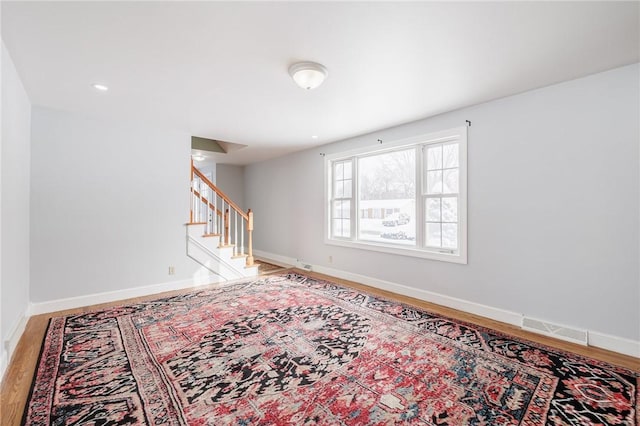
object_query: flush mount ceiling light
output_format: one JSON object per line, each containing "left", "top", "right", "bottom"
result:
{"left": 92, "top": 83, "right": 109, "bottom": 91}
{"left": 288, "top": 62, "right": 328, "bottom": 90}
{"left": 192, "top": 154, "right": 205, "bottom": 162}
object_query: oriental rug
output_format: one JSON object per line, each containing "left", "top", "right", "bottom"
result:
{"left": 23, "top": 273, "right": 638, "bottom": 425}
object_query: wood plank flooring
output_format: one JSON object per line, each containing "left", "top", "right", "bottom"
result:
{"left": 2, "top": 268, "right": 638, "bottom": 425}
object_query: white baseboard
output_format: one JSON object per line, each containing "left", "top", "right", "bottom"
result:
{"left": 589, "top": 331, "right": 640, "bottom": 358}
{"left": 0, "top": 308, "right": 29, "bottom": 385}
{"left": 5, "top": 311, "right": 29, "bottom": 360}
{"left": 312, "top": 264, "right": 523, "bottom": 327}
{"left": 255, "top": 250, "right": 521, "bottom": 326}
{"left": 0, "top": 349, "right": 7, "bottom": 384}
{"left": 29, "top": 274, "right": 224, "bottom": 316}
{"left": 254, "top": 249, "right": 640, "bottom": 359}
{"left": 253, "top": 250, "right": 296, "bottom": 268}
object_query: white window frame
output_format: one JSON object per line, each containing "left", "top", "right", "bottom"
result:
{"left": 324, "top": 126, "right": 467, "bottom": 264}
{"left": 329, "top": 159, "right": 354, "bottom": 239}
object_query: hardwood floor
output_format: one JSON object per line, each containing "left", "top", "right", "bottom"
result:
{"left": 2, "top": 268, "right": 638, "bottom": 425}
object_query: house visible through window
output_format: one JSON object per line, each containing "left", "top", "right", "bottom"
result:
{"left": 358, "top": 148, "right": 416, "bottom": 246}
{"left": 325, "top": 126, "right": 467, "bottom": 263}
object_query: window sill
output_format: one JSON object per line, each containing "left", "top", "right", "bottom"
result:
{"left": 325, "top": 237, "right": 467, "bottom": 264}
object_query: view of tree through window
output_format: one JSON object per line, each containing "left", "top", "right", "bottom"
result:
{"left": 424, "top": 142, "right": 459, "bottom": 250}
{"left": 358, "top": 149, "right": 416, "bottom": 246}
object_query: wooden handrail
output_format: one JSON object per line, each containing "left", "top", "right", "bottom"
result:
{"left": 192, "top": 167, "right": 248, "bottom": 221}
{"left": 190, "top": 189, "right": 223, "bottom": 217}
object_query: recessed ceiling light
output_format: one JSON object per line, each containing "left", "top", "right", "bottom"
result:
{"left": 92, "top": 83, "right": 109, "bottom": 91}
{"left": 311, "top": 135, "right": 318, "bottom": 139}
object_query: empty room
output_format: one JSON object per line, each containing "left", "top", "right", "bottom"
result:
{"left": 1, "top": 1, "right": 639, "bottom": 425}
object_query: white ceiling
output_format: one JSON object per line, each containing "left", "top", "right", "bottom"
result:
{"left": 2, "top": 1, "right": 638, "bottom": 165}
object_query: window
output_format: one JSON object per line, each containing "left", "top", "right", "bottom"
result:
{"left": 358, "top": 148, "right": 416, "bottom": 246}
{"left": 325, "top": 126, "right": 467, "bottom": 263}
{"left": 424, "top": 142, "right": 460, "bottom": 251}
{"left": 330, "top": 160, "right": 352, "bottom": 238}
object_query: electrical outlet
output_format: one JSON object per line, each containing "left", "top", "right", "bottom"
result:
{"left": 328, "top": 255, "right": 333, "bottom": 264}
{"left": 168, "top": 266, "right": 175, "bottom": 275}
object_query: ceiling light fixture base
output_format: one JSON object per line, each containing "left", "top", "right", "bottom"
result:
{"left": 288, "top": 61, "right": 328, "bottom": 90}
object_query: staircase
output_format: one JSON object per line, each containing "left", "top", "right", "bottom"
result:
{"left": 187, "top": 161, "right": 258, "bottom": 281}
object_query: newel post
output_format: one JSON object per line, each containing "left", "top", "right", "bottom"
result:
{"left": 189, "top": 159, "right": 194, "bottom": 223}
{"left": 224, "top": 209, "right": 230, "bottom": 246}
{"left": 246, "top": 209, "right": 254, "bottom": 266}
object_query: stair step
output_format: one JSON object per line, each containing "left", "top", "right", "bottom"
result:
{"left": 187, "top": 238, "right": 257, "bottom": 279}
{"left": 203, "top": 233, "right": 221, "bottom": 237}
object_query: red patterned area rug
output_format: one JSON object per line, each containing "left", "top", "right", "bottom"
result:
{"left": 23, "top": 273, "right": 638, "bottom": 425}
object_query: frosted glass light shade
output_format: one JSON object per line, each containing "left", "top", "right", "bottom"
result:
{"left": 289, "top": 62, "right": 328, "bottom": 90}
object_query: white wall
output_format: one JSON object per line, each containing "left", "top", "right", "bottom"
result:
{"left": 245, "top": 64, "right": 640, "bottom": 343}
{"left": 30, "top": 107, "right": 202, "bottom": 303}
{"left": 197, "top": 162, "right": 216, "bottom": 185}
{"left": 1, "top": 42, "right": 31, "bottom": 374}
{"left": 216, "top": 164, "right": 245, "bottom": 211}
{"left": 1, "top": 41, "right": 3, "bottom": 375}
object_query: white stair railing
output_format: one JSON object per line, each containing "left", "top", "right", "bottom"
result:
{"left": 189, "top": 161, "right": 254, "bottom": 266}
